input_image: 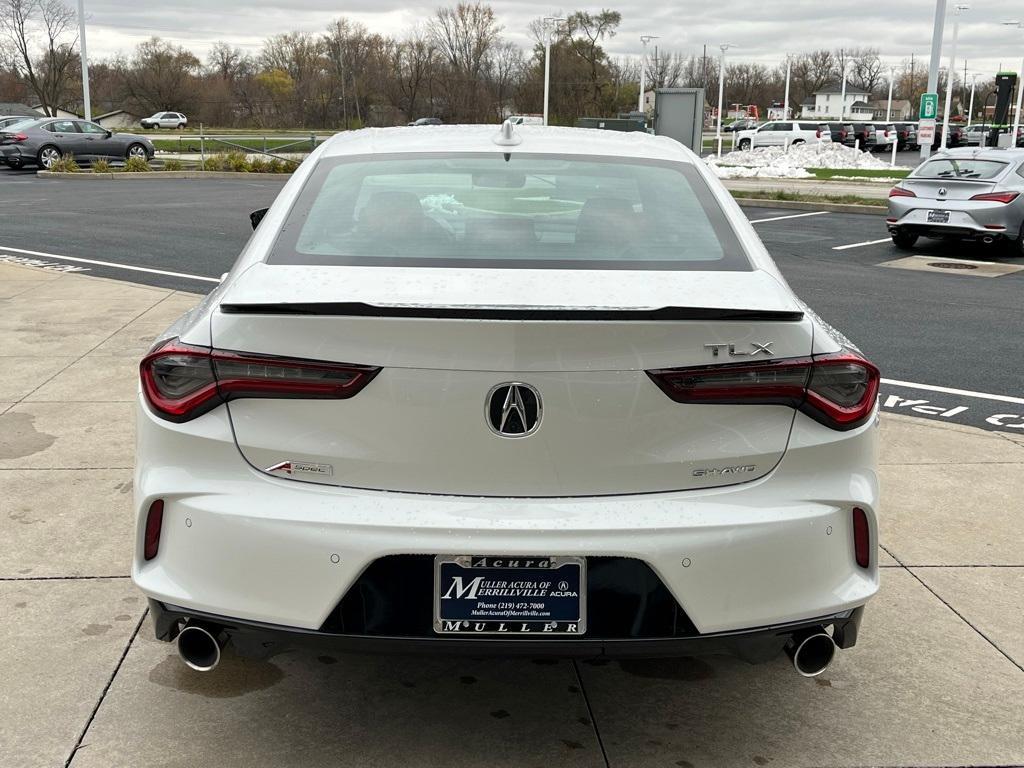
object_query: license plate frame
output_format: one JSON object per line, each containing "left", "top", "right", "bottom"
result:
{"left": 927, "top": 209, "right": 950, "bottom": 223}
{"left": 433, "top": 555, "right": 586, "bottom": 636}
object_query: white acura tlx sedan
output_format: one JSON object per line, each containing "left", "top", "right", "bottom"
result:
{"left": 134, "top": 122, "right": 880, "bottom": 677}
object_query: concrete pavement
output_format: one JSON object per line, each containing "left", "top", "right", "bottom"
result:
{"left": 723, "top": 177, "right": 891, "bottom": 199}
{"left": 2, "top": 262, "right": 1023, "bottom": 768}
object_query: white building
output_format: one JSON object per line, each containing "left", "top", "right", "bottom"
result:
{"left": 95, "top": 110, "right": 140, "bottom": 129}
{"left": 800, "top": 82, "right": 874, "bottom": 120}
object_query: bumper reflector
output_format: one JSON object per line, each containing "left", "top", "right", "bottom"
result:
{"left": 144, "top": 500, "right": 164, "bottom": 561}
{"left": 852, "top": 507, "right": 870, "bottom": 568}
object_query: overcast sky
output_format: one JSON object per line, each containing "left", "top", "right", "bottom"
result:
{"left": 81, "top": 0, "right": 1024, "bottom": 79}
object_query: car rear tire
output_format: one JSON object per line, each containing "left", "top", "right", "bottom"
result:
{"left": 891, "top": 230, "right": 918, "bottom": 250}
{"left": 791, "top": 140, "right": 804, "bottom": 147}
{"left": 38, "top": 145, "right": 61, "bottom": 170}
{"left": 126, "top": 143, "right": 148, "bottom": 161}
{"left": 1016, "top": 224, "right": 1024, "bottom": 256}
{"left": 738, "top": 138, "right": 751, "bottom": 150}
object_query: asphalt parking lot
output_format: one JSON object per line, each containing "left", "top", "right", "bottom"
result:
{"left": 1, "top": 169, "right": 1023, "bottom": 767}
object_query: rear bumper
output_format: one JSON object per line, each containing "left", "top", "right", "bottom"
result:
{"left": 0, "top": 146, "right": 29, "bottom": 163}
{"left": 133, "top": 398, "right": 880, "bottom": 639}
{"left": 887, "top": 202, "right": 1023, "bottom": 239}
{"left": 150, "top": 599, "right": 865, "bottom": 662}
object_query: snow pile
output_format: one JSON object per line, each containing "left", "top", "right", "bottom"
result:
{"left": 705, "top": 143, "right": 907, "bottom": 179}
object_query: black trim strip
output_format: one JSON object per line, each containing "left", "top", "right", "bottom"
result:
{"left": 219, "top": 302, "right": 804, "bottom": 322}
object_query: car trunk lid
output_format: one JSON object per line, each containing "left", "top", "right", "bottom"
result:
{"left": 214, "top": 264, "right": 813, "bottom": 496}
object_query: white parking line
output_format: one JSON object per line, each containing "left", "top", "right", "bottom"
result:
{"left": 749, "top": 211, "right": 831, "bottom": 224}
{"left": 832, "top": 238, "right": 892, "bottom": 251}
{"left": 881, "top": 378, "right": 1024, "bottom": 405}
{"left": 0, "top": 244, "right": 219, "bottom": 283}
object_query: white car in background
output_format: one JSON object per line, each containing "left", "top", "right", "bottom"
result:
{"left": 135, "top": 123, "right": 879, "bottom": 678}
{"left": 736, "top": 120, "right": 832, "bottom": 150}
{"left": 140, "top": 111, "right": 188, "bottom": 129}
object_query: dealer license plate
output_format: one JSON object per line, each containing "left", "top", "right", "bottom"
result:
{"left": 927, "top": 210, "right": 950, "bottom": 223}
{"left": 434, "top": 555, "right": 586, "bottom": 635}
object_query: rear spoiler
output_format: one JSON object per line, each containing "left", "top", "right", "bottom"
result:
{"left": 219, "top": 302, "right": 805, "bottom": 322}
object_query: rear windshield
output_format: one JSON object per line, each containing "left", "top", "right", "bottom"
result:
{"left": 268, "top": 153, "right": 750, "bottom": 271}
{"left": 1, "top": 118, "right": 40, "bottom": 132}
{"left": 915, "top": 159, "right": 1007, "bottom": 179}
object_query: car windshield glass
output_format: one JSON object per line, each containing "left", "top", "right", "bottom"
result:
{"left": 916, "top": 159, "right": 1007, "bottom": 179}
{"left": 268, "top": 153, "right": 750, "bottom": 271}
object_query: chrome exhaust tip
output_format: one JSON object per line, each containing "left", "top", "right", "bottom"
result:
{"left": 785, "top": 629, "right": 836, "bottom": 677}
{"left": 982, "top": 236, "right": 995, "bottom": 244}
{"left": 176, "top": 622, "right": 225, "bottom": 672}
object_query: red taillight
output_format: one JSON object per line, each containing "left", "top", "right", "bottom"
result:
{"left": 884, "top": 129, "right": 890, "bottom": 137}
{"left": 646, "top": 352, "right": 879, "bottom": 431}
{"left": 840, "top": 129, "right": 847, "bottom": 139}
{"left": 140, "top": 339, "right": 380, "bottom": 422}
{"left": 969, "top": 191, "right": 1019, "bottom": 204}
{"left": 816, "top": 129, "right": 822, "bottom": 138}
{"left": 852, "top": 507, "right": 870, "bottom": 568}
{"left": 889, "top": 187, "right": 916, "bottom": 198}
{"left": 12, "top": 132, "right": 27, "bottom": 142}
{"left": 144, "top": 500, "right": 164, "bottom": 561}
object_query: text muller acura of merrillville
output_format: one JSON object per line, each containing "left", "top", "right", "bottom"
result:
{"left": 134, "top": 121, "right": 879, "bottom": 678}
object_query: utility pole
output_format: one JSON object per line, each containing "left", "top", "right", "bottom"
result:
{"left": 940, "top": 5, "right": 969, "bottom": 150}
{"left": 77, "top": 0, "right": 91, "bottom": 120}
{"left": 921, "top": 0, "right": 947, "bottom": 161}
{"left": 542, "top": 17, "right": 564, "bottom": 126}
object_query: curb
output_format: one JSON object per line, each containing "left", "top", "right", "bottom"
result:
{"left": 36, "top": 170, "right": 292, "bottom": 180}
{"left": 732, "top": 197, "right": 887, "bottom": 214}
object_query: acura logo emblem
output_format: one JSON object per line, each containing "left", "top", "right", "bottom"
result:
{"left": 938, "top": 187, "right": 947, "bottom": 196}
{"left": 486, "top": 383, "right": 542, "bottom": 437}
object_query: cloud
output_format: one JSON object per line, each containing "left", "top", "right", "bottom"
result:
{"left": 80, "top": 0, "right": 1024, "bottom": 80}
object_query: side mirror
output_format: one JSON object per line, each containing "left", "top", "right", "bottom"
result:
{"left": 250, "top": 208, "right": 269, "bottom": 230}
{"left": 105, "top": 130, "right": 112, "bottom": 138}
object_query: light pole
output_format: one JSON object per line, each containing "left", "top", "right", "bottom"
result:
{"left": 967, "top": 72, "right": 978, "bottom": 124}
{"left": 542, "top": 16, "right": 564, "bottom": 126}
{"left": 839, "top": 60, "right": 850, "bottom": 121}
{"left": 1002, "top": 21, "right": 1024, "bottom": 145}
{"left": 782, "top": 55, "right": 791, "bottom": 119}
{"left": 715, "top": 43, "right": 733, "bottom": 157}
{"left": 638, "top": 35, "right": 659, "bottom": 114}
{"left": 922, "top": 0, "right": 948, "bottom": 160}
{"left": 77, "top": 0, "right": 91, "bottom": 120}
{"left": 886, "top": 67, "right": 894, "bottom": 121}
{"left": 940, "top": 4, "right": 970, "bottom": 150}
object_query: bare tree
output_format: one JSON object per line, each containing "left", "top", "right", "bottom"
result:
{"left": 0, "top": 0, "right": 78, "bottom": 115}
{"left": 428, "top": 2, "right": 502, "bottom": 121}
{"left": 119, "top": 37, "right": 201, "bottom": 116}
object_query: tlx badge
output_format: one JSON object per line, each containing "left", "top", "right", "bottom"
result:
{"left": 704, "top": 342, "right": 774, "bottom": 358}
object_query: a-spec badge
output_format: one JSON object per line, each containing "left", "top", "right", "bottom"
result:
{"left": 265, "top": 460, "right": 334, "bottom": 477}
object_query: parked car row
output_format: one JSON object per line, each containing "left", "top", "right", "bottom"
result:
{"left": 733, "top": 119, "right": 978, "bottom": 152}
{"left": 0, "top": 117, "right": 155, "bottom": 169}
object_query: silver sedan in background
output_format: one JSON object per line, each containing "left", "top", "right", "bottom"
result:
{"left": 887, "top": 148, "right": 1024, "bottom": 255}
{"left": 0, "top": 117, "right": 155, "bottom": 169}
